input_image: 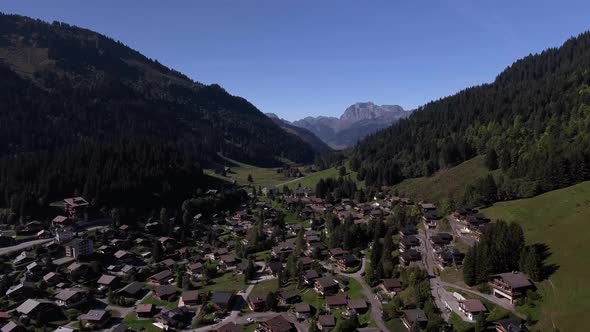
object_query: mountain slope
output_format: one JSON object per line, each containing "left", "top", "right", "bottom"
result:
{"left": 266, "top": 113, "right": 332, "bottom": 153}
{"left": 0, "top": 14, "right": 316, "bottom": 212}
{"left": 293, "top": 102, "right": 411, "bottom": 149}
{"left": 352, "top": 31, "right": 590, "bottom": 199}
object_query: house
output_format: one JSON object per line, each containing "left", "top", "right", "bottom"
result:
{"left": 117, "top": 282, "right": 144, "bottom": 298}
{"left": 5, "top": 282, "right": 35, "bottom": 302}
{"left": 210, "top": 291, "right": 234, "bottom": 310}
{"left": 155, "top": 284, "right": 177, "bottom": 301}
{"left": 335, "top": 254, "right": 358, "bottom": 270}
{"left": 347, "top": 299, "right": 368, "bottom": 313}
{"left": 108, "top": 323, "right": 130, "bottom": 332}
{"left": 248, "top": 296, "right": 265, "bottom": 311}
{"left": 317, "top": 315, "right": 336, "bottom": 331}
{"left": 422, "top": 211, "right": 441, "bottom": 228}
{"left": 380, "top": 279, "right": 402, "bottom": 296}
{"left": 16, "top": 299, "right": 62, "bottom": 323}
{"left": 219, "top": 254, "right": 239, "bottom": 269}
{"left": 179, "top": 290, "right": 200, "bottom": 306}
{"left": 55, "top": 288, "right": 88, "bottom": 307}
{"left": 436, "top": 249, "right": 465, "bottom": 267}
{"left": 272, "top": 242, "right": 294, "bottom": 259}
{"left": 260, "top": 314, "right": 295, "bottom": 332}
{"left": 399, "top": 225, "right": 417, "bottom": 237}
{"left": 159, "top": 258, "right": 176, "bottom": 270}
{"left": 79, "top": 310, "right": 110, "bottom": 329}
{"left": 430, "top": 233, "right": 453, "bottom": 248}
{"left": 1, "top": 321, "right": 24, "bottom": 332}
{"left": 42, "top": 272, "right": 62, "bottom": 286}
{"left": 63, "top": 197, "right": 89, "bottom": 219}
{"left": 0, "top": 312, "right": 10, "bottom": 324}
{"left": 54, "top": 327, "right": 78, "bottom": 332}
{"left": 419, "top": 202, "right": 436, "bottom": 211}
{"left": 278, "top": 290, "right": 300, "bottom": 305}
{"left": 135, "top": 304, "right": 155, "bottom": 318}
{"left": 399, "top": 249, "right": 421, "bottom": 266}
{"left": 489, "top": 272, "right": 533, "bottom": 304}
{"left": 458, "top": 299, "right": 487, "bottom": 321}
{"left": 494, "top": 318, "right": 527, "bottom": 332}
{"left": 55, "top": 229, "right": 74, "bottom": 243}
{"left": 154, "top": 307, "right": 192, "bottom": 330}
{"left": 303, "top": 270, "right": 320, "bottom": 285}
{"left": 149, "top": 270, "right": 174, "bottom": 285}
{"left": 64, "top": 238, "right": 94, "bottom": 258}
{"left": 267, "top": 261, "right": 283, "bottom": 276}
{"left": 325, "top": 293, "right": 347, "bottom": 310}
{"left": 13, "top": 252, "right": 35, "bottom": 270}
{"left": 400, "top": 309, "right": 428, "bottom": 331}
{"left": 186, "top": 262, "right": 203, "bottom": 276}
{"left": 315, "top": 276, "right": 339, "bottom": 296}
{"left": 212, "top": 322, "right": 241, "bottom": 332}
{"left": 328, "top": 248, "right": 348, "bottom": 260}
{"left": 399, "top": 236, "right": 420, "bottom": 252}
{"left": 97, "top": 274, "right": 120, "bottom": 291}
{"left": 294, "top": 303, "right": 311, "bottom": 319}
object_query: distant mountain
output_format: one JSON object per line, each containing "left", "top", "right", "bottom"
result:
{"left": 292, "top": 102, "right": 411, "bottom": 149}
{"left": 0, "top": 13, "right": 317, "bottom": 211}
{"left": 265, "top": 113, "right": 332, "bottom": 153}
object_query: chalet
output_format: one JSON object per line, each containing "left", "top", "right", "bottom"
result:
{"left": 155, "top": 284, "right": 177, "bottom": 301}
{"left": 219, "top": 254, "right": 239, "bottom": 269}
{"left": 186, "top": 262, "right": 203, "bottom": 276}
{"left": 489, "top": 272, "right": 533, "bottom": 304}
{"left": 135, "top": 304, "right": 155, "bottom": 318}
{"left": 300, "top": 256, "right": 314, "bottom": 269}
{"left": 328, "top": 248, "right": 348, "bottom": 260}
{"left": 158, "top": 237, "right": 176, "bottom": 249}
{"left": 63, "top": 197, "right": 89, "bottom": 219}
{"left": 179, "top": 290, "right": 200, "bottom": 306}
{"left": 458, "top": 299, "right": 487, "bottom": 321}
{"left": 294, "top": 303, "right": 311, "bottom": 319}
{"left": 380, "top": 279, "right": 402, "bottom": 297}
{"left": 317, "top": 315, "right": 336, "bottom": 331}
{"left": 303, "top": 270, "right": 320, "bottom": 285}
{"left": 305, "top": 242, "right": 327, "bottom": 257}
{"left": 5, "top": 282, "right": 35, "bottom": 302}
{"left": 419, "top": 202, "right": 436, "bottom": 211}
{"left": 430, "top": 233, "right": 453, "bottom": 248}
{"left": 114, "top": 250, "right": 133, "bottom": 263}
{"left": 401, "top": 309, "right": 428, "bottom": 331}
{"left": 453, "top": 208, "right": 475, "bottom": 220}
{"left": 117, "top": 282, "right": 145, "bottom": 298}
{"left": 294, "top": 187, "right": 314, "bottom": 198}
{"left": 399, "top": 225, "right": 417, "bottom": 237}
{"left": 97, "top": 274, "right": 120, "bottom": 291}
{"left": 55, "top": 288, "right": 88, "bottom": 308}
{"left": 0, "top": 312, "right": 9, "bottom": 324}
{"left": 210, "top": 291, "right": 234, "bottom": 310}
{"left": 494, "top": 318, "right": 527, "bottom": 332}
{"left": 1, "top": 322, "right": 24, "bottom": 332}
{"left": 325, "top": 293, "right": 347, "bottom": 310}
{"left": 16, "top": 299, "right": 61, "bottom": 322}
{"left": 248, "top": 296, "right": 265, "bottom": 311}
{"left": 347, "top": 299, "right": 368, "bottom": 313}
{"left": 64, "top": 238, "right": 94, "bottom": 258}
{"left": 260, "top": 314, "right": 295, "bottom": 332}
{"left": 272, "top": 242, "right": 294, "bottom": 259}
{"left": 79, "top": 310, "right": 110, "bottom": 329}
{"left": 109, "top": 324, "right": 130, "bottom": 332}
{"left": 399, "top": 236, "right": 420, "bottom": 252}
{"left": 315, "top": 276, "right": 339, "bottom": 296}
{"left": 13, "top": 252, "right": 35, "bottom": 270}
{"left": 54, "top": 327, "right": 77, "bottom": 332}
{"left": 155, "top": 307, "right": 192, "bottom": 330}
{"left": 26, "top": 262, "right": 44, "bottom": 276}
{"left": 149, "top": 270, "right": 174, "bottom": 285}
{"left": 422, "top": 211, "right": 441, "bottom": 228}
{"left": 43, "top": 272, "right": 62, "bottom": 286}
{"left": 399, "top": 249, "right": 421, "bottom": 266}
{"left": 436, "top": 249, "right": 465, "bottom": 267}
{"left": 279, "top": 290, "right": 300, "bottom": 305}
{"left": 335, "top": 254, "right": 358, "bottom": 270}
{"left": 267, "top": 261, "right": 283, "bottom": 276}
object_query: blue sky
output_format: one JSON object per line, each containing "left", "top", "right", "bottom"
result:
{"left": 2, "top": 1, "right": 590, "bottom": 121}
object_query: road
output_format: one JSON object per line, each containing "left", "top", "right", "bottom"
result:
{"left": 0, "top": 238, "right": 53, "bottom": 256}
{"left": 322, "top": 258, "right": 389, "bottom": 332}
{"left": 276, "top": 176, "right": 305, "bottom": 187}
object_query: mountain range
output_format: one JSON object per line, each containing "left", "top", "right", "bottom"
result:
{"left": 291, "top": 102, "right": 412, "bottom": 149}
{"left": 0, "top": 14, "right": 319, "bottom": 211}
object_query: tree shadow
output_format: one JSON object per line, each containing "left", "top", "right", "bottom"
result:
{"left": 531, "top": 243, "right": 560, "bottom": 280}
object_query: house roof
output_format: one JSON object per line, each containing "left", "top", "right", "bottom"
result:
{"left": 402, "top": 309, "right": 428, "bottom": 324}
{"left": 80, "top": 309, "right": 108, "bottom": 321}
{"left": 347, "top": 299, "right": 368, "bottom": 309}
{"left": 1, "top": 321, "right": 20, "bottom": 332}
{"left": 55, "top": 288, "right": 86, "bottom": 301}
{"left": 317, "top": 315, "right": 336, "bottom": 327}
{"left": 459, "top": 299, "right": 487, "bottom": 313}
{"left": 294, "top": 303, "right": 311, "bottom": 313}
{"left": 150, "top": 270, "right": 173, "bottom": 281}
{"left": 325, "top": 293, "right": 347, "bottom": 306}
{"left": 211, "top": 291, "right": 234, "bottom": 305}
{"left": 304, "top": 270, "right": 320, "bottom": 280}
{"left": 181, "top": 290, "right": 199, "bottom": 302}
{"left": 97, "top": 274, "right": 117, "bottom": 285}
{"left": 108, "top": 323, "right": 128, "bottom": 332}
{"left": 262, "top": 315, "right": 293, "bottom": 332}
{"left": 382, "top": 279, "right": 402, "bottom": 289}
{"left": 155, "top": 284, "right": 176, "bottom": 297}
{"left": 117, "top": 282, "right": 144, "bottom": 295}
{"left": 16, "top": 299, "right": 53, "bottom": 315}
{"left": 316, "top": 276, "right": 338, "bottom": 288}
{"left": 135, "top": 304, "right": 153, "bottom": 313}
{"left": 214, "top": 322, "right": 241, "bottom": 332}
{"left": 491, "top": 272, "right": 532, "bottom": 289}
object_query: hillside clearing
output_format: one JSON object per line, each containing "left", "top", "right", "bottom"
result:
{"left": 482, "top": 181, "right": 590, "bottom": 332}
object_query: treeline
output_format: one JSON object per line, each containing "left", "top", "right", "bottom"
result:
{"left": 315, "top": 177, "right": 363, "bottom": 203}
{"left": 463, "top": 220, "right": 545, "bottom": 285}
{"left": 0, "top": 14, "right": 317, "bottom": 218}
{"left": 352, "top": 31, "right": 590, "bottom": 201}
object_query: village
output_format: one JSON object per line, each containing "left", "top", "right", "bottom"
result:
{"left": 0, "top": 180, "right": 532, "bottom": 332}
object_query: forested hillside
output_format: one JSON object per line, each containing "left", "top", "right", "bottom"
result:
{"left": 352, "top": 31, "right": 590, "bottom": 201}
{"left": 0, "top": 14, "right": 316, "bottom": 215}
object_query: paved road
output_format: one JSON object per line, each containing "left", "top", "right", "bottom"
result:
{"left": 322, "top": 258, "right": 389, "bottom": 332}
{"left": 276, "top": 176, "right": 305, "bottom": 187}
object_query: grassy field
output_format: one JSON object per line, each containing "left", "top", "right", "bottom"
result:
{"left": 250, "top": 279, "right": 279, "bottom": 297}
{"left": 204, "top": 155, "right": 300, "bottom": 188}
{"left": 286, "top": 163, "right": 365, "bottom": 190}
{"left": 140, "top": 295, "right": 178, "bottom": 308}
{"left": 201, "top": 272, "right": 247, "bottom": 293}
{"left": 482, "top": 181, "right": 590, "bottom": 332}
{"left": 392, "top": 155, "right": 499, "bottom": 203}
{"left": 123, "top": 313, "right": 160, "bottom": 332}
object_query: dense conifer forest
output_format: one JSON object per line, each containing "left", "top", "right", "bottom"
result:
{"left": 351, "top": 31, "right": 590, "bottom": 201}
{"left": 0, "top": 14, "right": 316, "bottom": 216}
